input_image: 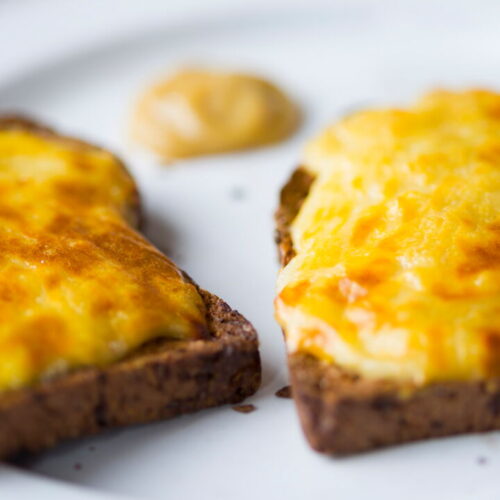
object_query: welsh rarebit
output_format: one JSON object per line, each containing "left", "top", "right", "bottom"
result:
{"left": 275, "top": 90, "right": 500, "bottom": 454}
{"left": 0, "top": 117, "right": 260, "bottom": 460}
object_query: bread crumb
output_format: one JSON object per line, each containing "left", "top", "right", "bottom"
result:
{"left": 275, "top": 385, "right": 292, "bottom": 398}
{"left": 232, "top": 404, "right": 256, "bottom": 414}
{"left": 230, "top": 187, "right": 246, "bottom": 201}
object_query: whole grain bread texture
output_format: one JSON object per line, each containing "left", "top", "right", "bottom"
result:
{"left": 0, "top": 117, "right": 261, "bottom": 460}
{"left": 275, "top": 167, "right": 500, "bottom": 455}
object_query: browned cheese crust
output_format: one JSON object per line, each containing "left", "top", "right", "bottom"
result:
{"left": 0, "top": 117, "right": 261, "bottom": 460}
{"left": 275, "top": 167, "right": 500, "bottom": 455}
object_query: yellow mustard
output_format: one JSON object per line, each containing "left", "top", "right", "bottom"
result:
{"left": 130, "top": 68, "right": 300, "bottom": 160}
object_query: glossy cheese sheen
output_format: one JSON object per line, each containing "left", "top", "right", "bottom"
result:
{"left": 276, "top": 90, "right": 500, "bottom": 384}
{"left": 0, "top": 129, "right": 207, "bottom": 392}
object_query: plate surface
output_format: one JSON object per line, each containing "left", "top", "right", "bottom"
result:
{"left": 2, "top": 1, "right": 500, "bottom": 499}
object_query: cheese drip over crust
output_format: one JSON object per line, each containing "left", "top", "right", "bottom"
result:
{"left": 276, "top": 90, "right": 500, "bottom": 384}
{"left": 0, "top": 127, "right": 207, "bottom": 391}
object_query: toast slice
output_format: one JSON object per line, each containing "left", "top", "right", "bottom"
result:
{"left": 0, "top": 116, "right": 260, "bottom": 460}
{"left": 276, "top": 166, "right": 500, "bottom": 455}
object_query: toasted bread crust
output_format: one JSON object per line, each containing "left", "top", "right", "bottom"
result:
{"left": 276, "top": 167, "right": 500, "bottom": 454}
{"left": 0, "top": 117, "right": 260, "bottom": 460}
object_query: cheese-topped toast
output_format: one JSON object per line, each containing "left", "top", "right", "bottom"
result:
{"left": 275, "top": 90, "right": 500, "bottom": 454}
{"left": 0, "top": 116, "right": 260, "bottom": 460}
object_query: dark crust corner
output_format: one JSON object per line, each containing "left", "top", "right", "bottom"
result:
{"left": 275, "top": 166, "right": 500, "bottom": 455}
{"left": 0, "top": 116, "right": 261, "bottom": 460}
{"left": 275, "top": 167, "right": 313, "bottom": 266}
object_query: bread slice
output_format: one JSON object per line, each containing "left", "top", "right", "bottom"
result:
{"left": 275, "top": 167, "right": 500, "bottom": 455}
{"left": 0, "top": 116, "right": 260, "bottom": 460}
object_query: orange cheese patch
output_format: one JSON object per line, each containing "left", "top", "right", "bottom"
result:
{"left": 0, "top": 129, "right": 207, "bottom": 391}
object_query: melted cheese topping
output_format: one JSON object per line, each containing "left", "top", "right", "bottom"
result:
{"left": 131, "top": 69, "right": 299, "bottom": 160}
{"left": 0, "top": 129, "right": 207, "bottom": 392}
{"left": 276, "top": 90, "right": 500, "bottom": 384}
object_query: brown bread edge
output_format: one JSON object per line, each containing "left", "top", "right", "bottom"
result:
{"left": 275, "top": 167, "right": 500, "bottom": 455}
{"left": 0, "top": 117, "right": 261, "bottom": 460}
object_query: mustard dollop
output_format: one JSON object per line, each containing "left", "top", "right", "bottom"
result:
{"left": 131, "top": 69, "right": 300, "bottom": 160}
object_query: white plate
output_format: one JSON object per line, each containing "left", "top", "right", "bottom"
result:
{"left": 2, "top": 1, "right": 500, "bottom": 499}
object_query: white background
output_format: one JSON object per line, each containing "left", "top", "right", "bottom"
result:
{"left": 1, "top": 1, "right": 500, "bottom": 499}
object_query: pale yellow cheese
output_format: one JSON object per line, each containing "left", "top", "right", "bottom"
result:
{"left": 276, "top": 90, "right": 500, "bottom": 384}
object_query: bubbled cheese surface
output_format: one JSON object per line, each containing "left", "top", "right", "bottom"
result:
{"left": 276, "top": 90, "right": 500, "bottom": 384}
